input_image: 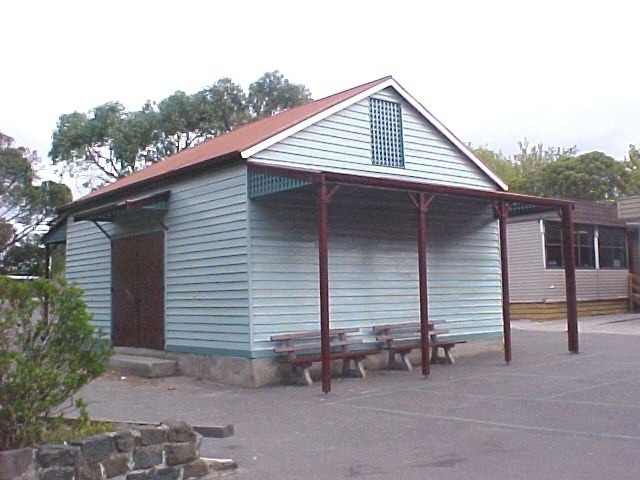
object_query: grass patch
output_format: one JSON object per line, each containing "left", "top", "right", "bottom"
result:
{"left": 40, "top": 417, "right": 115, "bottom": 445}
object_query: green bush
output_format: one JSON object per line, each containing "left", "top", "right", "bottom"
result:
{"left": 0, "top": 276, "right": 112, "bottom": 450}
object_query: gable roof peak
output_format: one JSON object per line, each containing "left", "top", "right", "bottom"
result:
{"left": 62, "top": 74, "right": 505, "bottom": 211}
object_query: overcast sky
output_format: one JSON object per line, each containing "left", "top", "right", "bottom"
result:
{"left": 2, "top": 0, "right": 639, "bottom": 192}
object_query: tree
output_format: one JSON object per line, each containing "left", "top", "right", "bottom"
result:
{"left": 532, "top": 151, "right": 628, "bottom": 201}
{"left": 624, "top": 144, "right": 640, "bottom": 195}
{"left": 152, "top": 78, "right": 250, "bottom": 159}
{"left": 0, "top": 277, "right": 111, "bottom": 450}
{"left": 473, "top": 140, "right": 577, "bottom": 195}
{"left": 1, "top": 241, "right": 45, "bottom": 276}
{"left": 49, "top": 103, "right": 156, "bottom": 187}
{"left": 472, "top": 147, "right": 517, "bottom": 184}
{"left": 507, "top": 139, "right": 578, "bottom": 195}
{"left": 247, "top": 70, "right": 312, "bottom": 118}
{"left": 50, "top": 71, "right": 313, "bottom": 186}
{"left": 0, "top": 132, "right": 72, "bottom": 258}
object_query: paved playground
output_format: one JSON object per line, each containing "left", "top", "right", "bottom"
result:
{"left": 78, "top": 314, "right": 640, "bottom": 479}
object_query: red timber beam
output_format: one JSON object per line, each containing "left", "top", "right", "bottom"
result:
{"left": 560, "top": 204, "right": 579, "bottom": 353}
{"left": 494, "top": 201, "right": 512, "bottom": 364}
{"left": 246, "top": 162, "right": 574, "bottom": 211}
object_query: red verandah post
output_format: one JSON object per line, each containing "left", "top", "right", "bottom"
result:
{"left": 317, "top": 178, "right": 331, "bottom": 393}
{"left": 495, "top": 201, "right": 512, "bottom": 364}
{"left": 416, "top": 193, "right": 432, "bottom": 377}
{"left": 560, "top": 205, "right": 579, "bottom": 353}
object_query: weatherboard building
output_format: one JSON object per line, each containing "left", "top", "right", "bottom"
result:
{"left": 44, "top": 77, "right": 579, "bottom": 388}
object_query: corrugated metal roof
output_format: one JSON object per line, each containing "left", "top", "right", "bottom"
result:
{"left": 59, "top": 75, "right": 507, "bottom": 212}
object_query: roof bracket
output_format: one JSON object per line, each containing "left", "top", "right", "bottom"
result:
{"left": 408, "top": 192, "right": 434, "bottom": 212}
{"left": 326, "top": 185, "right": 340, "bottom": 203}
{"left": 492, "top": 200, "right": 510, "bottom": 219}
{"left": 92, "top": 221, "right": 112, "bottom": 240}
{"left": 151, "top": 213, "right": 169, "bottom": 231}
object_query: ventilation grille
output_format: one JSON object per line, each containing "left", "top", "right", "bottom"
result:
{"left": 370, "top": 98, "right": 404, "bottom": 168}
{"left": 248, "top": 171, "right": 311, "bottom": 198}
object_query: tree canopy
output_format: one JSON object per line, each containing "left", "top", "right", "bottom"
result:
{"left": 50, "top": 71, "right": 312, "bottom": 188}
{"left": 0, "top": 132, "right": 72, "bottom": 269}
{"left": 531, "top": 151, "right": 627, "bottom": 201}
{"left": 473, "top": 140, "right": 637, "bottom": 202}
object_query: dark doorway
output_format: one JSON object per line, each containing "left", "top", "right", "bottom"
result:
{"left": 111, "top": 231, "right": 165, "bottom": 350}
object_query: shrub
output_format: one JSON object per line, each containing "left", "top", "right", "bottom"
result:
{"left": 0, "top": 276, "right": 112, "bottom": 450}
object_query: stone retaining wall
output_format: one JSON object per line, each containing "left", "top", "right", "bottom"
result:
{"left": 0, "top": 420, "right": 236, "bottom": 480}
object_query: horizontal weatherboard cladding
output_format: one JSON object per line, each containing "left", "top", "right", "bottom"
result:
{"left": 64, "top": 161, "right": 252, "bottom": 356}
{"left": 248, "top": 186, "right": 502, "bottom": 353}
{"left": 65, "top": 199, "right": 168, "bottom": 341}
{"left": 618, "top": 196, "right": 640, "bottom": 220}
{"left": 507, "top": 220, "right": 630, "bottom": 303}
{"left": 249, "top": 88, "right": 496, "bottom": 190}
{"left": 164, "top": 162, "right": 250, "bottom": 354}
{"left": 425, "top": 196, "right": 502, "bottom": 339}
{"left": 65, "top": 218, "right": 114, "bottom": 337}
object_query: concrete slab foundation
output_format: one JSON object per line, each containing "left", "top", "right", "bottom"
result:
{"left": 110, "top": 338, "right": 503, "bottom": 386}
{"left": 108, "top": 353, "right": 178, "bottom": 378}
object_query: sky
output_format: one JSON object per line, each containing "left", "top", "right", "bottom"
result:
{"left": 2, "top": 0, "right": 639, "bottom": 195}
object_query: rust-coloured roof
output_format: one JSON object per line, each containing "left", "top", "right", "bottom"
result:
{"left": 64, "top": 76, "right": 393, "bottom": 209}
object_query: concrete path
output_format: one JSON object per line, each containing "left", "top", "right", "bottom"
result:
{"left": 78, "top": 315, "right": 640, "bottom": 480}
{"left": 513, "top": 312, "right": 640, "bottom": 335}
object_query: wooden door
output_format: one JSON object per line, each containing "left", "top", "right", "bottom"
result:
{"left": 111, "top": 231, "right": 165, "bottom": 350}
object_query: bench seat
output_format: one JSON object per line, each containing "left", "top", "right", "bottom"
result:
{"left": 373, "top": 322, "right": 465, "bottom": 370}
{"left": 271, "top": 328, "right": 381, "bottom": 386}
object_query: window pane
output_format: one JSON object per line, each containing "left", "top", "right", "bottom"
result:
{"left": 546, "top": 245, "right": 563, "bottom": 268}
{"left": 599, "top": 227, "right": 627, "bottom": 268}
{"left": 544, "top": 222, "right": 596, "bottom": 269}
{"left": 544, "top": 222, "right": 564, "bottom": 268}
{"left": 576, "top": 245, "right": 595, "bottom": 268}
{"left": 574, "top": 225, "right": 595, "bottom": 269}
{"left": 545, "top": 222, "right": 562, "bottom": 244}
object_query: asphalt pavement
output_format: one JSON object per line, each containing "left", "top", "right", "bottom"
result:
{"left": 77, "top": 313, "right": 640, "bottom": 480}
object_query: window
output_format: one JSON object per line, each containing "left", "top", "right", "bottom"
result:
{"left": 544, "top": 221, "right": 563, "bottom": 268}
{"left": 544, "top": 221, "right": 595, "bottom": 269}
{"left": 369, "top": 98, "right": 404, "bottom": 168}
{"left": 598, "top": 227, "right": 627, "bottom": 269}
{"left": 574, "top": 225, "right": 596, "bottom": 269}
{"left": 544, "top": 222, "right": 627, "bottom": 269}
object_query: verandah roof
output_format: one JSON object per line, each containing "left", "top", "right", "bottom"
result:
{"left": 246, "top": 160, "right": 579, "bottom": 394}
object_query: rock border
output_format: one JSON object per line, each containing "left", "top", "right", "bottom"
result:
{"left": 0, "top": 420, "right": 236, "bottom": 480}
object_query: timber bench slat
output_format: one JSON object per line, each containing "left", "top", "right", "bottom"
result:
{"left": 274, "top": 338, "right": 363, "bottom": 353}
{"left": 376, "top": 329, "right": 449, "bottom": 342}
{"left": 374, "top": 321, "right": 465, "bottom": 371}
{"left": 270, "top": 327, "right": 359, "bottom": 341}
{"left": 372, "top": 320, "right": 445, "bottom": 332}
{"left": 271, "top": 328, "right": 380, "bottom": 386}
{"left": 285, "top": 349, "right": 382, "bottom": 365}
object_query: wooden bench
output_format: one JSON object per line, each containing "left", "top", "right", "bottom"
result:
{"left": 271, "top": 328, "right": 381, "bottom": 386}
{"left": 373, "top": 321, "right": 466, "bottom": 371}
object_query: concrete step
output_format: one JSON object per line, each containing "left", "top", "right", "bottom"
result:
{"left": 108, "top": 354, "right": 178, "bottom": 378}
